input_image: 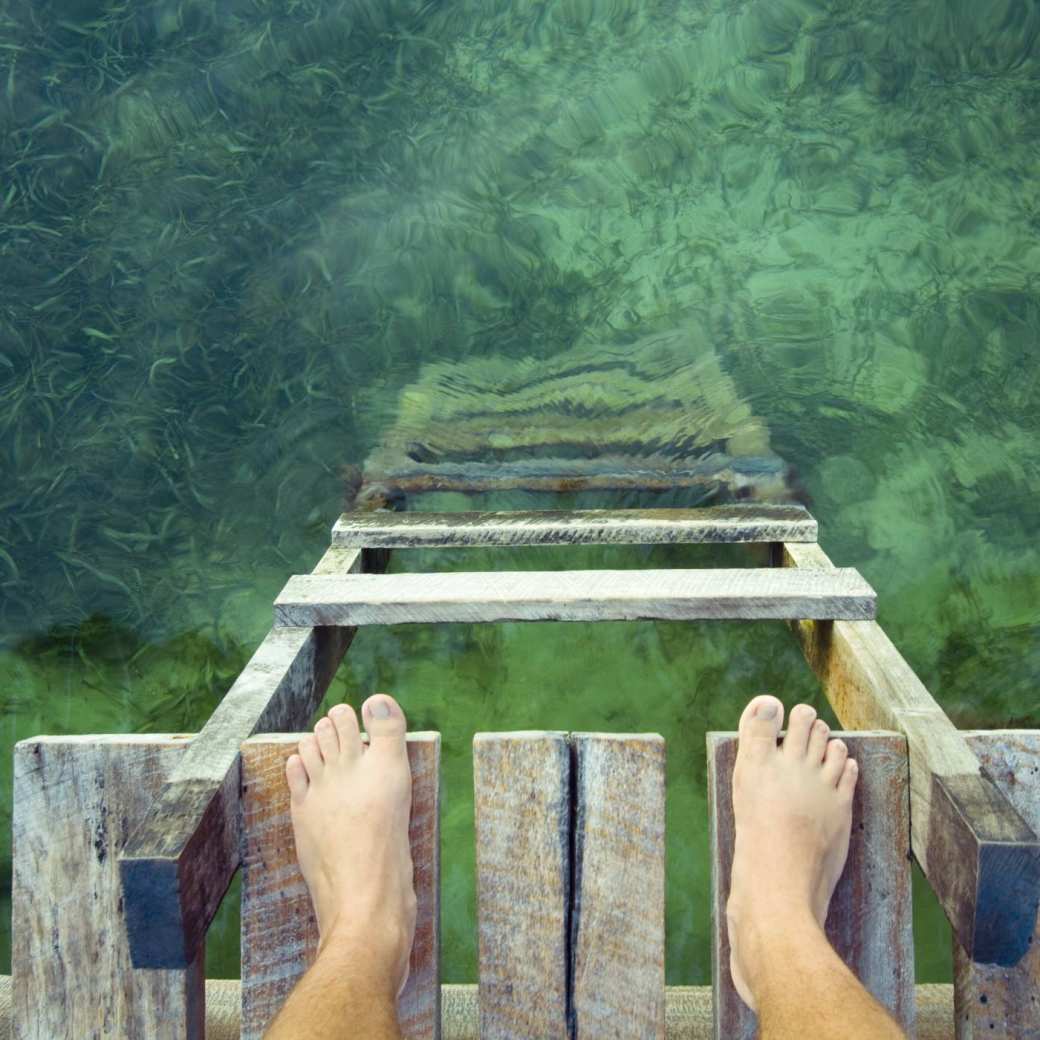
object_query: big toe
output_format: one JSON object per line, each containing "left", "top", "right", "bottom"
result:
{"left": 737, "top": 695, "right": 784, "bottom": 761}
{"left": 362, "top": 693, "right": 408, "bottom": 751}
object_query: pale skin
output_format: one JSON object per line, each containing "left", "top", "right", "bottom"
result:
{"left": 264, "top": 692, "right": 908, "bottom": 1040}
{"left": 728, "top": 694, "right": 908, "bottom": 1039}
{"left": 263, "top": 694, "right": 414, "bottom": 1040}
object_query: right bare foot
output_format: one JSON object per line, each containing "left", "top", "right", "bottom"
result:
{"left": 726, "top": 695, "right": 859, "bottom": 1011}
{"left": 285, "top": 694, "right": 417, "bottom": 999}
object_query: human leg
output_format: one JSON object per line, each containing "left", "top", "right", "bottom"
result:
{"left": 726, "top": 695, "right": 907, "bottom": 1040}
{"left": 263, "top": 694, "right": 415, "bottom": 1040}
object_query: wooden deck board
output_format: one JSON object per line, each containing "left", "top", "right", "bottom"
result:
{"left": 12, "top": 736, "right": 204, "bottom": 1039}
{"left": 708, "top": 731, "right": 915, "bottom": 1040}
{"left": 474, "top": 733, "right": 570, "bottom": 1039}
{"left": 570, "top": 734, "right": 666, "bottom": 1039}
{"left": 274, "top": 567, "right": 876, "bottom": 627}
{"left": 240, "top": 733, "right": 441, "bottom": 1040}
{"left": 332, "top": 506, "right": 817, "bottom": 548}
{"left": 780, "top": 542, "right": 1040, "bottom": 966}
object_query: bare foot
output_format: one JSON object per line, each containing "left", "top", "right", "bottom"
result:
{"left": 285, "top": 694, "right": 417, "bottom": 998}
{"left": 726, "top": 695, "right": 859, "bottom": 1011}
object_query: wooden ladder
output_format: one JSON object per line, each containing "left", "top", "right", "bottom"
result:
{"left": 11, "top": 504, "right": 1040, "bottom": 1038}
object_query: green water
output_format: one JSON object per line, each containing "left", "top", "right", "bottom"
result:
{"left": 2, "top": 0, "right": 1039, "bottom": 985}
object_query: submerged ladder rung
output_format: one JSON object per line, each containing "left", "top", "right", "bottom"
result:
{"left": 331, "top": 504, "right": 817, "bottom": 549}
{"left": 273, "top": 567, "right": 875, "bottom": 626}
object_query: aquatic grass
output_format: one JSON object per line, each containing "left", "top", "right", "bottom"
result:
{"left": 1, "top": 0, "right": 1039, "bottom": 982}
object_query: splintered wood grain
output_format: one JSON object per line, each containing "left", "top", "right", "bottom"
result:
{"left": 332, "top": 505, "right": 817, "bottom": 548}
{"left": 570, "top": 734, "right": 666, "bottom": 1039}
{"left": 474, "top": 733, "right": 571, "bottom": 1040}
{"left": 708, "top": 732, "right": 914, "bottom": 1040}
{"left": 240, "top": 732, "right": 441, "bottom": 1040}
{"left": 274, "top": 567, "right": 876, "bottom": 628}
{"left": 781, "top": 541, "right": 1040, "bottom": 967}
{"left": 12, "top": 735, "right": 203, "bottom": 1040}
{"left": 954, "top": 731, "right": 1040, "bottom": 1039}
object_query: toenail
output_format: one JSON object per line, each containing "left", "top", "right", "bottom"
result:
{"left": 316, "top": 718, "right": 332, "bottom": 729}
{"left": 754, "top": 700, "right": 778, "bottom": 720}
{"left": 330, "top": 704, "right": 348, "bottom": 717}
{"left": 369, "top": 699, "right": 391, "bottom": 720}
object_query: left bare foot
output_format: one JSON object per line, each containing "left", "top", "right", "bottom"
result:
{"left": 286, "top": 694, "right": 416, "bottom": 997}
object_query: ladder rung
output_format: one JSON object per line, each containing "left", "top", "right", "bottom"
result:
{"left": 332, "top": 505, "right": 817, "bottom": 548}
{"left": 273, "top": 567, "right": 874, "bottom": 626}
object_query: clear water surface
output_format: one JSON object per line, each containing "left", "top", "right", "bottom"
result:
{"left": 2, "top": 0, "right": 1039, "bottom": 983}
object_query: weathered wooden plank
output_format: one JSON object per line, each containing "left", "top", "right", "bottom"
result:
{"left": 570, "top": 733, "right": 666, "bottom": 1039}
{"left": 354, "top": 462, "right": 787, "bottom": 499}
{"left": 780, "top": 542, "right": 1040, "bottom": 966}
{"left": 440, "top": 983, "right": 956, "bottom": 1040}
{"left": 274, "top": 567, "right": 876, "bottom": 627}
{"left": 240, "top": 733, "right": 440, "bottom": 1040}
{"left": 707, "top": 732, "right": 914, "bottom": 1040}
{"left": 474, "top": 732, "right": 570, "bottom": 1039}
{"left": 954, "top": 732, "right": 1040, "bottom": 1039}
{"left": 12, "top": 735, "right": 204, "bottom": 1039}
{"left": 0, "top": 976, "right": 965, "bottom": 1040}
{"left": 332, "top": 505, "right": 817, "bottom": 548}
{"left": 120, "top": 545, "right": 385, "bottom": 969}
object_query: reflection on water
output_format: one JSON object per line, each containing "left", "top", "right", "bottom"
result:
{"left": 2, "top": 0, "right": 1039, "bottom": 983}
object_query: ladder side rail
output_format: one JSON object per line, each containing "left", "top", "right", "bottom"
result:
{"left": 779, "top": 541, "right": 1040, "bottom": 966}
{"left": 119, "top": 546, "right": 387, "bottom": 970}
{"left": 956, "top": 731, "right": 1040, "bottom": 1038}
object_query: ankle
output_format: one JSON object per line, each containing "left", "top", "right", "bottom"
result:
{"left": 317, "top": 909, "right": 414, "bottom": 998}
{"left": 729, "top": 904, "right": 822, "bottom": 1000}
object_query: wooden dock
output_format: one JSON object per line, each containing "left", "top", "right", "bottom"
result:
{"left": 9, "top": 503, "right": 1040, "bottom": 1038}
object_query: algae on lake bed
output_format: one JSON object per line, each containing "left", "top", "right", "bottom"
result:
{"left": 2, "top": 0, "right": 1039, "bottom": 984}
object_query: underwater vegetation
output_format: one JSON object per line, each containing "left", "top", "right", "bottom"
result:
{"left": 1, "top": 0, "right": 1039, "bottom": 982}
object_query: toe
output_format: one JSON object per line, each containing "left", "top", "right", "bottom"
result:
{"left": 362, "top": 693, "right": 408, "bottom": 752}
{"left": 838, "top": 757, "right": 859, "bottom": 800}
{"left": 314, "top": 716, "right": 339, "bottom": 761}
{"left": 822, "top": 738, "right": 848, "bottom": 785}
{"left": 782, "top": 703, "right": 817, "bottom": 759}
{"left": 329, "top": 703, "right": 362, "bottom": 762}
{"left": 737, "top": 695, "right": 784, "bottom": 762}
{"left": 807, "top": 719, "right": 830, "bottom": 764}
{"left": 286, "top": 754, "right": 309, "bottom": 804}
{"left": 298, "top": 733, "right": 324, "bottom": 779}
